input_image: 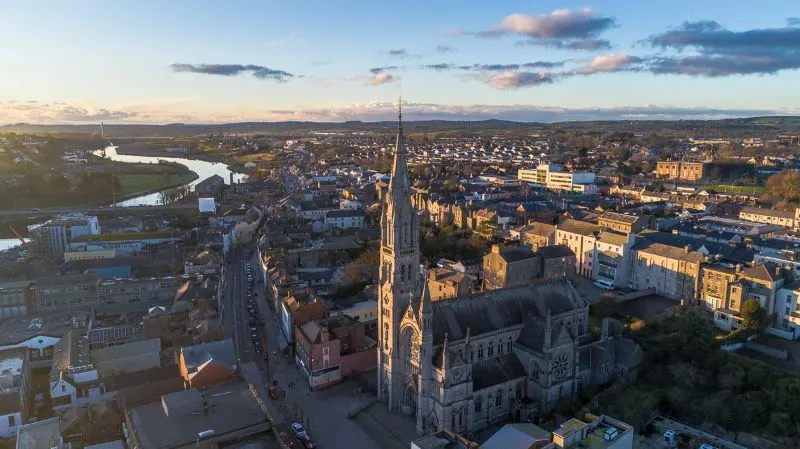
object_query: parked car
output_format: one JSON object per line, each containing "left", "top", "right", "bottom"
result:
{"left": 268, "top": 385, "right": 280, "bottom": 400}
{"left": 291, "top": 422, "right": 307, "bottom": 439}
{"left": 299, "top": 435, "right": 316, "bottom": 449}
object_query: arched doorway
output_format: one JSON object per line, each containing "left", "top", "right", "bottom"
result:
{"left": 402, "top": 382, "right": 417, "bottom": 415}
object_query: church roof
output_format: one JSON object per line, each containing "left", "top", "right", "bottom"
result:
{"left": 471, "top": 353, "right": 527, "bottom": 390}
{"left": 430, "top": 279, "right": 584, "bottom": 342}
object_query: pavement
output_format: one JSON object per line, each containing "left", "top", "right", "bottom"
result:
{"left": 224, "top": 243, "right": 382, "bottom": 449}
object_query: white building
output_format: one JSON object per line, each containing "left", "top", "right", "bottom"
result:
{"left": 324, "top": 209, "right": 365, "bottom": 230}
{"left": 0, "top": 353, "right": 28, "bottom": 438}
{"left": 28, "top": 214, "right": 100, "bottom": 259}
{"left": 518, "top": 164, "right": 596, "bottom": 194}
{"left": 777, "top": 282, "right": 800, "bottom": 339}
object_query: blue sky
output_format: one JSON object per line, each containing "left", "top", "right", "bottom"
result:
{"left": 0, "top": 0, "right": 798, "bottom": 123}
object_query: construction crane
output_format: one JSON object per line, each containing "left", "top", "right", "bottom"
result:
{"left": 7, "top": 225, "right": 32, "bottom": 261}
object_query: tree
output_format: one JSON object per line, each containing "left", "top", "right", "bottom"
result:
{"left": 766, "top": 169, "right": 800, "bottom": 202}
{"left": 741, "top": 299, "right": 766, "bottom": 331}
{"left": 48, "top": 173, "right": 70, "bottom": 192}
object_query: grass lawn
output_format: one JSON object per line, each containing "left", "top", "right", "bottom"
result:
{"left": 116, "top": 173, "right": 196, "bottom": 196}
{"left": 235, "top": 153, "right": 277, "bottom": 163}
{"left": 699, "top": 184, "right": 766, "bottom": 195}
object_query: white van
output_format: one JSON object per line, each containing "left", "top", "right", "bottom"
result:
{"left": 594, "top": 278, "right": 615, "bottom": 291}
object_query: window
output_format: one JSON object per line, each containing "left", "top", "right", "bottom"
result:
{"left": 507, "top": 338, "right": 513, "bottom": 353}
{"left": 487, "top": 345, "right": 494, "bottom": 357}
{"left": 8, "top": 415, "right": 15, "bottom": 427}
{"left": 495, "top": 390, "right": 503, "bottom": 406}
{"left": 474, "top": 397, "right": 482, "bottom": 413}
{"left": 497, "top": 341, "right": 503, "bottom": 355}
{"left": 477, "top": 345, "right": 484, "bottom": 360}
{"left": 61, "top": 384, "right": 66, "bottom": 392}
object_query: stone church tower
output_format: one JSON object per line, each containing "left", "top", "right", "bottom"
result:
{"left": 378, "top": 102, "right": 421, "bottom": 412}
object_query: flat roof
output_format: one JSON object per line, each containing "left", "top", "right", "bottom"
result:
{"left": 127, "top": 380, "right": 268, "bottom": 449}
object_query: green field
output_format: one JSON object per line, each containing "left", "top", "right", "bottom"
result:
{"left": 699, "top": 184, "right": 767, "bottom": 195}
{"left": 116, "top": 173, "right": 196, "bottom": 197}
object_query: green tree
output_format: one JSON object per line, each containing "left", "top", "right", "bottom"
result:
{"left": 741, "top": 299, "right": 766, "bottom": 331}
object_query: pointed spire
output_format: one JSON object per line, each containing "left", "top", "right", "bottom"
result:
{"left": 396, "top": 98, "right": 406, "bottom": 155}
{"left": 388, "top": 98, "right": 409, "bottom": 197}
{"left": 420, "top": 278, "right": 432, "bottom": 318}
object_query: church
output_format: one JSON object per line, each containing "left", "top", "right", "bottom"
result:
{"left": 377, "top": 105, "right": 643, "bottom": 435}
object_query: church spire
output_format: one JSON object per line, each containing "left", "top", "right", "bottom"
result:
{"left": 389, "top": 99, "right": 409, "bottom": 194}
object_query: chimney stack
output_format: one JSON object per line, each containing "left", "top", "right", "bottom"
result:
{"left": 491, "top": 244, "right": 501, "bottom": 254}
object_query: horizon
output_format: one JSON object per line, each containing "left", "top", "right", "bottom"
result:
{"left": 2, "top": 1, "right": 800, "bottom": 124}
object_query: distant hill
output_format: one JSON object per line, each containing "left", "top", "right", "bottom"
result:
{"left": 2, "top": 116, "right": 799, "bottom": 138}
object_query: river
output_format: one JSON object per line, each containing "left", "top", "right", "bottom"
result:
{"left": 92, "top": 146, "right": 247, "bottom": 206}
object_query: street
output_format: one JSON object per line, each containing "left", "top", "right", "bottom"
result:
{"left": 223, "top": 243, "right": 381, "bottom": 449}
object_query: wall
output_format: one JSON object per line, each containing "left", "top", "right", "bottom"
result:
{"left": 340, "top": 347, "right": 377, "bottom": 377}
{"left": 0, "top": 412, "right": 21, "bottom": 438}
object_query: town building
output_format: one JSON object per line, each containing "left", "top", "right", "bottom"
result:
{"left": 377, "top": 111, "right": 642, "bottom": 435}
{"left": 739, "top": 206, "right": 797, "bottom": 229}
{"left": 699, "top": 263, "right": 789, "bottom": 331}
{"left": 324, "top": 209, "right": 365, "bottom": 230}
{"left": 593, "top": 231, "right": 636, "bottom": 288}
{"left": 122, "top": 380, "right": 269, "bottom": 449}
{"left": 0, "top": 350, "right": 30, "bottom": 438}
{"left": 28, "top": 213, "right": 100, "bottom": 259}
{"left": 194, "top": 174, "right": 225, "bottom": 198}
{"left": 0, "top": 281, "right": 34, "bottom": 318}
{"left": 15, "top": 417, "right": 65, "bottom": 449}
{"left": 520, "top": 222, "right": 556, "bottom": 252}
{"left": 179, "top": 339, "right": 237, "bottom": 389}
{"left": 598, "top": 212, "right": 651, "bottom": 234}
{"left": 294, "top": 316, "right": 377, "bottom": 390}
{"left": 555, "top": 220, "right": 601, "bottom": 278}
{"left": 656, "top": 161, "right": 706, "bottom": 181}
{"left": 482, "top": 245, "right": 540, "bottom": 291}
{"left": 630, "top": 243, "right": 704, "bottom": 300}
{"left": 518, "top": 165, "right": 597, "bottom": 194}
{"left": 552, "top": 414, "right": 634, "bottom": 449}
{"left": 278, "top": 289, "right": 327, "bottom": 347}
{"left": 427, "top": 268, "right": 472, "bottom": 301}
{"left": 537, "top": 245, "right": 577, "bottom": 279}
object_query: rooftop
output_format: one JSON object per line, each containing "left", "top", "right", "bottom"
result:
{"left": 127, "top": 380, "right": 268, "bottom": 449}
{"left": 15, "top": 417, "right": 63, "bottom": 449}
{"left": 411, "top": 430, "right": 477, "bottom": 449}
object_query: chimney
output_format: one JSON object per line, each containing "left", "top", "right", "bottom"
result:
{"left": 491, "top": 244, "right": 501, "bottom": 254}
{"left": 735, "top": 264, "right": 742, "bottom": 273}
{"left": 684, "top": 245, "right": 691, "bottom": 253}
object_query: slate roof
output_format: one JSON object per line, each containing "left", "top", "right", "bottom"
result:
{"left": 516, "top": 319, "right": 546, "bottom": 353}
{"left": 430, "top": 279, "right": 584, "bottom": 342}
{"left": 741, "top": 206, "right": 795, "bottom": 219}
{"left": 499, "top": 247, "right": 537, "bottom": 263}
{"left": 601, "top": 211, "right": 640, "bottom": 224}
{"left": 180, "top": 339, "right": 236, "bottom": 378}
{"left": 471, "top": 353, "right": 527, "bottom": 390}
{"left": 743, "top": 263, "right": 779, "bottom": 283}
{"left": 557, "top": 219, "right": 600, "bottom": 237}
{"left": 537, "top": 244, "right": 575, "bottom": 260}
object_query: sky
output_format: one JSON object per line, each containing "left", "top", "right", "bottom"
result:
{"left": 0, "top": 0, "right": 799, "bottom": 123}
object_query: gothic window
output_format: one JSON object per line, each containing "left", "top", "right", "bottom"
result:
{"left": 477, "top": 345, "right": 484, "bottom": 360}
{"left": 474, "top": 396, "right": 482, "bottom": 413}
{"left": 497, "top": 340, "right": 503, "bottom": 355}
{"left": 531, "top": 362, "right": 540, "bottom": 380}
{"left": 507, "top": 338, "right": 513, "bottom": 353}
{"left": 487, "top": 344, "right": 494, "bottom": 357}
{"left": 495, "top": 389, "right": 503, "bottom": 406}
{"left": 553, "top": 353, "right": 570, "bottom": 379}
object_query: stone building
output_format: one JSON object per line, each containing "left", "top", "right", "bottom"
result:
{"left": 482, "top": 245, "right": 541, "bottom": 291}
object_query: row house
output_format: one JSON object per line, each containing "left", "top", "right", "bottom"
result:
{"left": 630, "top": 242, "right": 704, "bottom": 301}
{"left": 739, "top": 206, "right": 798, "bottom": 230}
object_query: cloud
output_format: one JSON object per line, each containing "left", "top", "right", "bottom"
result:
{"left": 642, "top": 19, "right": 800, "bottom": 76}
{"left": 368, "top": 72, "right": 397, "bottom": 86}
{"left": 486, "top": 71, "right": 553, "bottom": 89}
{"left": 420, "top": 60, "right": 569, "bottom": 72}
{"left": 369, "top": 66, "right": 398, "bottom": 74}
{"left": 386, "top": 49, "right": 419, "bottom": 59}
{"left": 263, "top": 101, "right": 793, "bottom": 122}
{"left": 435, "top": 45, "right": 457, "bottom": 54}
{"left": 468, "top": 8, "right": 617, "bottom": 50}
{"left": 789, "top": 18, "right": 800, "bottom": 26}
{"left": 0, "top": 101, "right": 138, "bottom": 123}
{"left": 1, "top": 100, "right": 794, "bottom": 124}
{"left": 572, "top": 53, "right": 644, "bottom": 74}
{"left": 170, "top": 63, "right": 294, "bottom": 81}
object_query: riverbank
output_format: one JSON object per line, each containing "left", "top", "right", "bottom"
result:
{"left": 113, "top": 172, "right": 199, "bottom": 204}
{"left": 113, "top": 141, "right": 243, "bottom": 169}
